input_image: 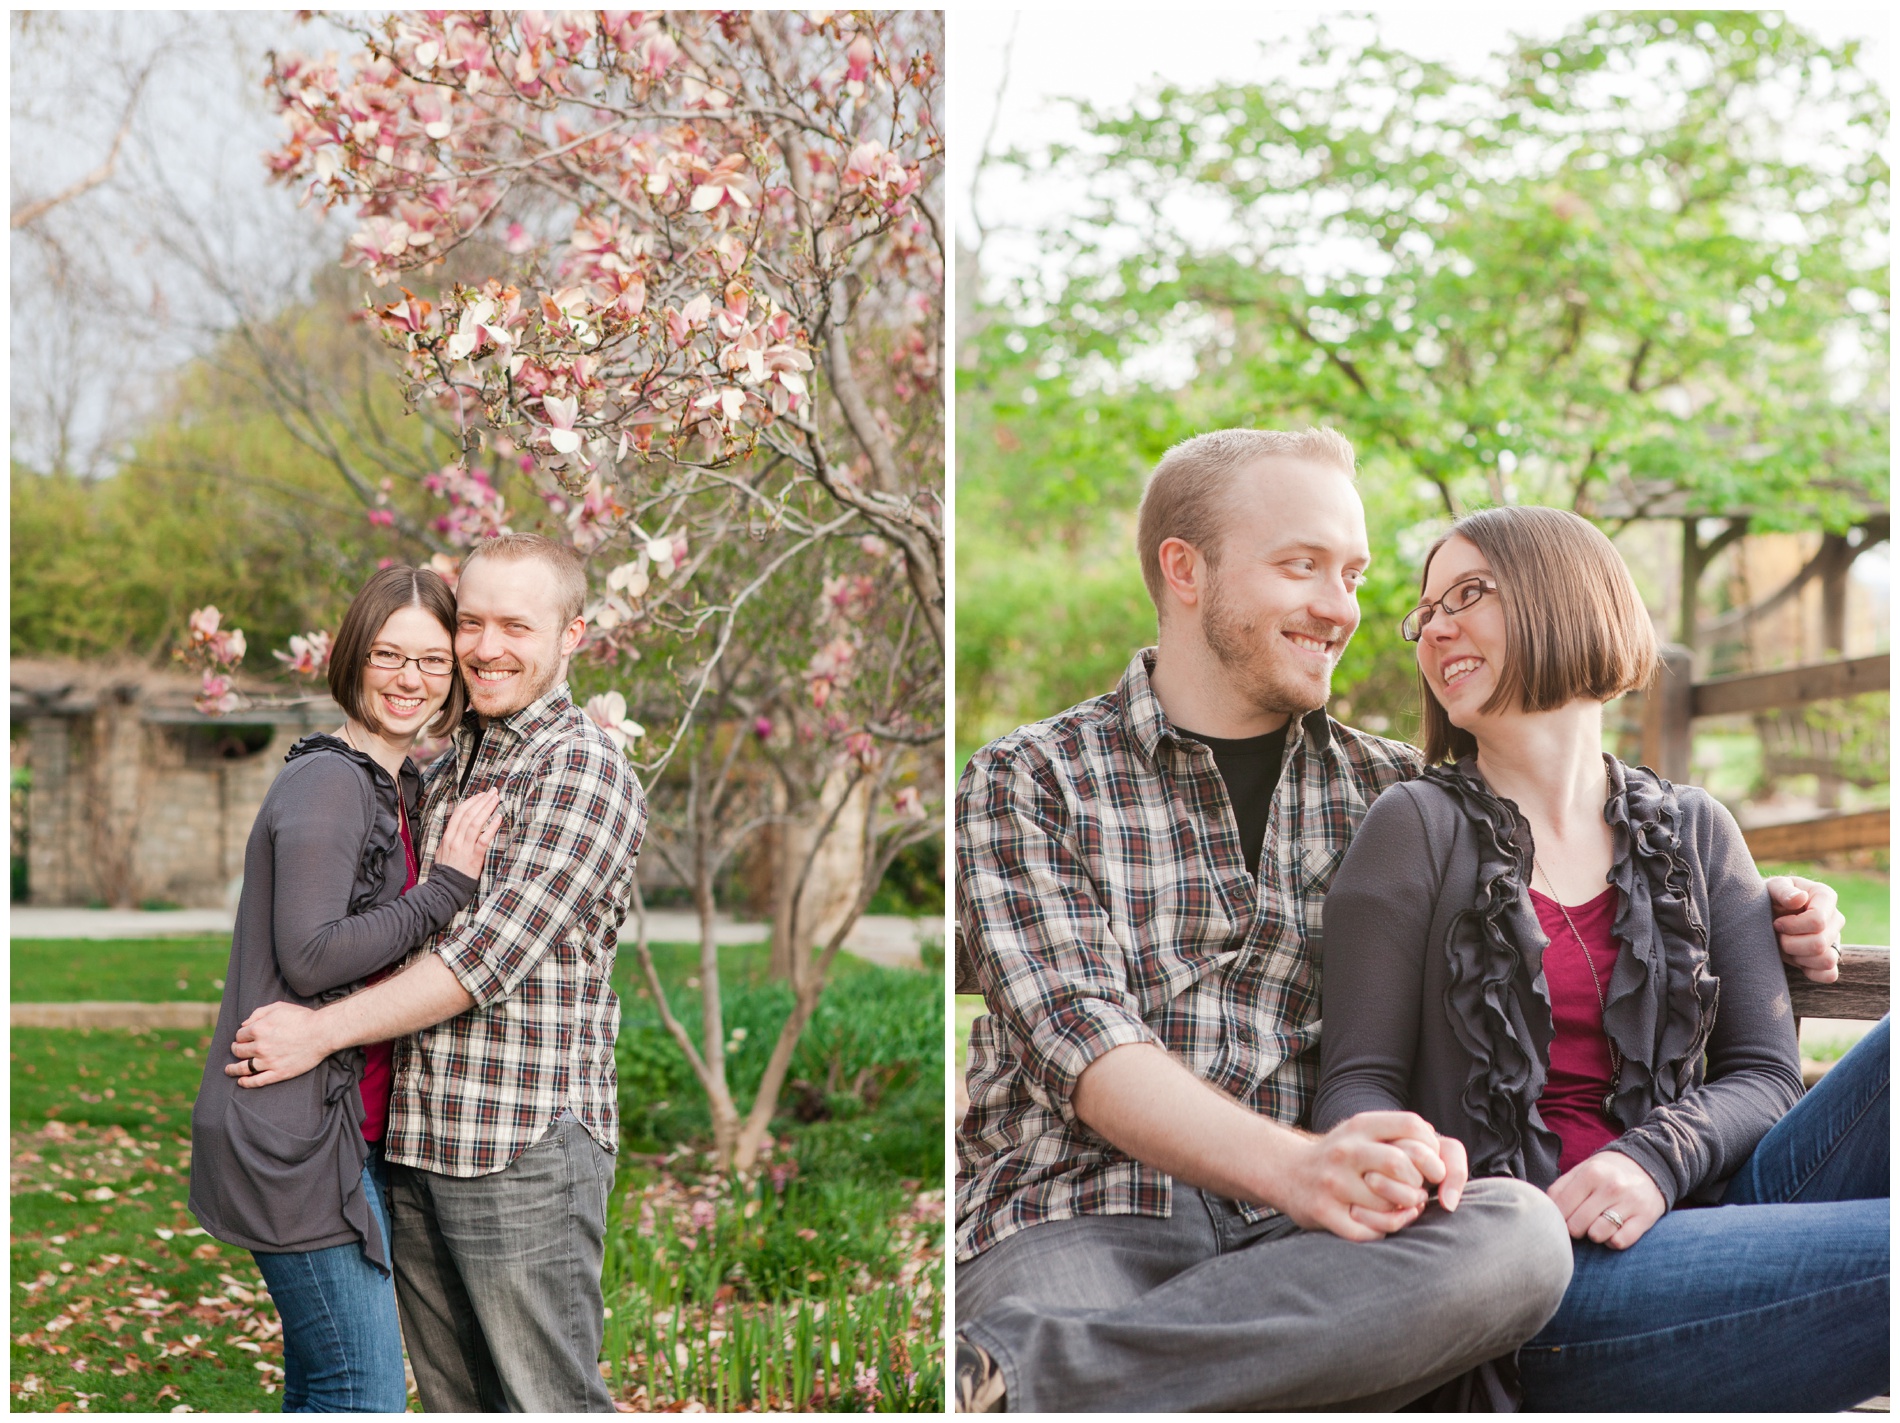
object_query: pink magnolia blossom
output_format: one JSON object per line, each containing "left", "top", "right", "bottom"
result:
{"left": 893, "top": 786, "right": 925, "bottom": 820}
{"left": 821, "top": 574, "right": 879, "bottom": 626}
{"left": 187, "top": 606, "right": 224, "bottom": 642}
{"left": 539, "top": 394, "right": 584, "bottom": 455}
{"left": 185, "top": 606, "right": 247, "bottom": 668}
{"left": 606, "top": 558, "right": 651, "bottom": 600}
{"left": 644, "top": 534, "right": 686, "bottom": 578}
{"left": 424, "top": 464, "right": 509, "bottom": 547}
{"left": 195, "top": 672, "right": 244, "bottom": 717}
{"left": 274, "top": 630, "right": 334, "bottom": 678}
{"left": 804, "top": 636, "right": 856, "bottom": 708}
{"left": 583, "top": 691, "right": 645, "bottom": 753}
{"left": 845, "top": 33, "right": 876, "bottom": 85}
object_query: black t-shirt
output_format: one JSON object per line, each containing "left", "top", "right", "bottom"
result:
{"left": 1177, "top": 724, "right": 1290, "bottom": 878}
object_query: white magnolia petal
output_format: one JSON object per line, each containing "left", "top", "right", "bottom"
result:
{"left": 548, "top": 428, "right": 583, "bottom": 454}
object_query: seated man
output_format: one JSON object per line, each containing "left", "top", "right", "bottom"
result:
{"left": 953, "top": 427, "right": 1845, "bottom": 1412}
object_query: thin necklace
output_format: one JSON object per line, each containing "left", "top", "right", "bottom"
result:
{"left": 1534, "top": 859, "right": 1621, "bottom": 1120}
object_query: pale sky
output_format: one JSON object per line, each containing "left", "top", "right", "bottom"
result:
{"left": 951, "top": 7, "right": 1892, "bottom": 295}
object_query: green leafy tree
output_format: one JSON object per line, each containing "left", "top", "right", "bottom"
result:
{"left": 10, "top": 281, "right": 456, "bottom": 662}
{"left": 959, "top": 11, "right": 1888, "bottom": 743}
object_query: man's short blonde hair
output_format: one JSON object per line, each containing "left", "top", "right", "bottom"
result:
{"left": 458, "top": 532, "right": 589, "bottom": 625}
{"left": 1136, "top": 427, "right": 1357, "bottom": 610}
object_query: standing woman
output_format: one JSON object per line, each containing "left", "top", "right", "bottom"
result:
{"left": 190, "top": 566, "right": 502, "bottom": 1413}
{"left": 1315, "top": 506, "right": 1888, "bottom": 1410}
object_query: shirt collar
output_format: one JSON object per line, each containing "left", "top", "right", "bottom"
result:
{"left": 1120, "top": 647, "right": 1333, "bottom": 761}
{"left": 455, "top": 680, "right": 575, "bottom": 753}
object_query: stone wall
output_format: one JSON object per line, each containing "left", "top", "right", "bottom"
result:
{"left": 24, "top": 709, "right": 332, "bottom": 909}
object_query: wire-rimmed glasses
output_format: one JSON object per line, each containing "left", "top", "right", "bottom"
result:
{"left": 366, "top": 649, "right": 457, "bottom": 677}
{"left": 1399, "top": 577, "right": 1497, "bottom": 643}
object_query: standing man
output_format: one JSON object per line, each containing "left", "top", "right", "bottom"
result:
{"left": 954, "top": 428, "right": 1847, "bottom": 1412}
{"left": 231, "top": 532, "right": 645, "bottom": 1413}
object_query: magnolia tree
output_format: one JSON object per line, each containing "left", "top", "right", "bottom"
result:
{"left": 181, "top": 10, "right": 944, "bottom": 1172}
{"left": 619, "top": 531, "right": 939, "bottom": 1168}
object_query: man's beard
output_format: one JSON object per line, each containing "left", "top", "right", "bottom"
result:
{"left": 466, "top": 657, "right": 561, "bottom": 718}
{"left": 1201, "top": 572, "right": 1345, "bottom": 717}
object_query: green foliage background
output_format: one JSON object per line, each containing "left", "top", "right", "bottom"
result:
{"left": 957, "top": 12, "right": 1888, "bottom": 752}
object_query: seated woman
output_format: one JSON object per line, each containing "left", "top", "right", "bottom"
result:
{"left": 1314, "top": 505, "right": 1888, "bottom": 1412}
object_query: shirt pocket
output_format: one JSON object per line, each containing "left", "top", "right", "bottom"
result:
{"left": 1296, "top": 842, "right": 1345, "bottom": 950}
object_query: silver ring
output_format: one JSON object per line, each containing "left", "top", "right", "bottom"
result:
{"left": 1599, "top": 1208, "right": 1625, "bottom": 1228}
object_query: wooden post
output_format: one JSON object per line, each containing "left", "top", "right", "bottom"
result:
{"left": 1818, "top": 532, "right": 1851, "bottom": 810}
{"left": 1641, "top": 643, "right": 1695, "bottom": 783}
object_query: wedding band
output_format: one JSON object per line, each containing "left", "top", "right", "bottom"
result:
{"left": 1599, "top": 1208, "right": 1625, "bottom": 1228}
{"left": 245, "top": 1058, "right": 257, "bottom": 1076}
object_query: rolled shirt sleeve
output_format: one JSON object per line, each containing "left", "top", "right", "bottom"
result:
{"left": 958, "top": 745, "right": 1163, "bottom": 1123}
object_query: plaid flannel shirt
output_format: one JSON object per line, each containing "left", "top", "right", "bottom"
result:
{"left": 956, "top": 649, "right": 1421, "bottom": 1261}
{"left": 385, "top": 682, "right": 645, "bottom": 1177}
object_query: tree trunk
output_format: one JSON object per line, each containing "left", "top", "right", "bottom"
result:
{"left": 692, "top": 766, "right": 741, "bottom": 1169}
{"left": 768, "top": 766, "right": 873, "bottom": 982}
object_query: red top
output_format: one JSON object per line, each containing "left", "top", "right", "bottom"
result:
{"left": 357, "top": 813, "right": 415, "bottom": 1143}
{"left": 1530, "top": 884, "right": 1623, "bottom": 1174}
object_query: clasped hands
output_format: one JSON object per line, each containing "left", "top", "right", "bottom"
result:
{"left": 1289, "top": 1113, "right": 1663, "bottom": 1251}
{"left": 1279, "top": 1112, "right": 1467, "bottom": 1243}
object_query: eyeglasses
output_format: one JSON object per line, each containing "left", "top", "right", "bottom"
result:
{"left": 366, "top": 648, "right": 457, "bottom": 677}
{"left": 1400, "top": 577, "right": 1497, "bottom": 642}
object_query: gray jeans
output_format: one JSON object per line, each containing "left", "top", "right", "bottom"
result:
{"left": 958, "top": 1177, "right": 1573, "bottom": 1412}
{"left": 388, "top": 1112, "right": 616, "bottom": 1413}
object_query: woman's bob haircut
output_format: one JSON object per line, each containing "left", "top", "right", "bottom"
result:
{"left": 328, "top": 565, "right": 466, "bottom": 739}
{"left": 1417, "top": 505, "right": 1658, "bottom": 765}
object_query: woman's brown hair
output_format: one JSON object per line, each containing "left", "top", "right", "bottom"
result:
{"left": 1416, "top": 505, "right": 1658, "bottom": 765}
{"left": 327, "top": 566, "right": 466, "bottom": 738}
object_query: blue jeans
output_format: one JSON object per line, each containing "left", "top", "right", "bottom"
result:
{"left": 253, "top": 1144, "right": 408, "bottom": 1413}
{"left": 1519, "top": 1016, "right": 1890, "bottom": 1411}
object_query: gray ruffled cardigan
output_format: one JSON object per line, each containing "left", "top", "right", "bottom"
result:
{"left": 1314, "top": 755, "right": 1803, "bottom": 1210}
{"left": 188, "top": 736, "right": 476, "bottom": 1270}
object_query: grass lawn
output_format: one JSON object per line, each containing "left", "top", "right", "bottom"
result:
{"left": 11, "top": 1026, "right": 284, "bottom": 1412}
{"left": 10, "top": 938, "right": 233, "bottom": 1003}
{"left": 12, "top": 938, "right": 943, "bottom": 1413}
